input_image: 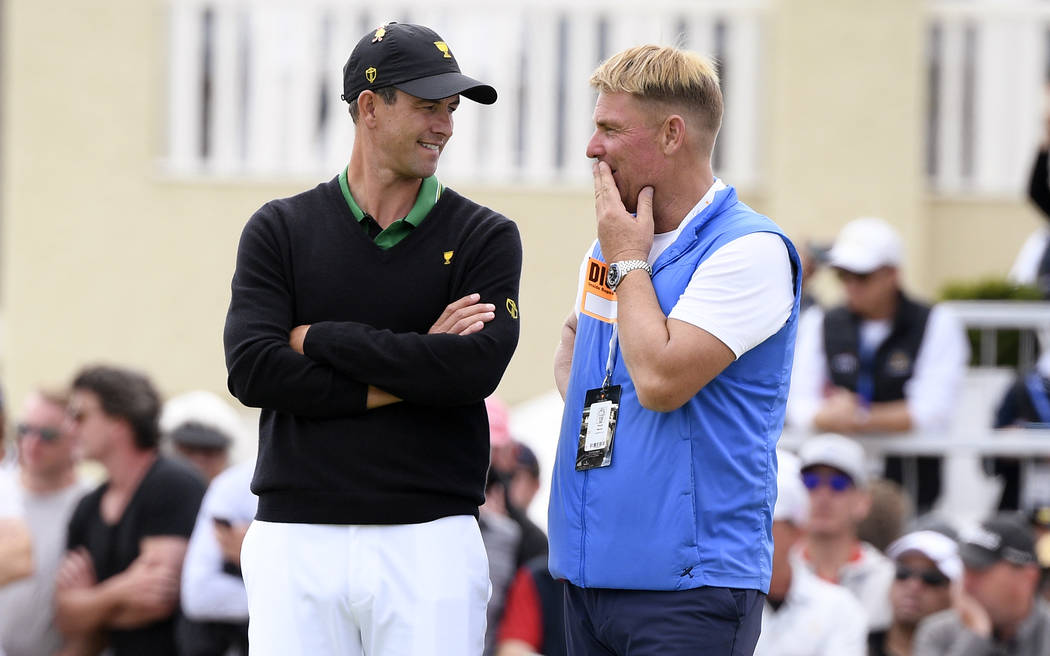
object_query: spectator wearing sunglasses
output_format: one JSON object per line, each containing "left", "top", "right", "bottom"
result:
{"left": 0, "top": 389, "right": 88, "bottom": 656}
{"left": 868, "top": 530, "right": 960, "bottom": 656}
{"left": 794, "top": 434, "right": 896, "bottom": 631}
{"left": 786, "top": 217, "right": 968, "bottom": 514}
{"left": 914, "top": 513, "right": 1050, "bottom": 656}
{"left": 754, "top": 451, "right": 867, "bottom": 656}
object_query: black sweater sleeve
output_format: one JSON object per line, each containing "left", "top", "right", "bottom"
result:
{"left": 223, "top": 207, "right": 368, "bottom": 418}
{"left": 1029, "top": 149, "right": 1050, "bottom": 220}
{"left": 302, "top": 219, "right": 522, "bottom": 405}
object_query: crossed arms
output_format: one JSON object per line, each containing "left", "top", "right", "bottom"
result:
{"left": 54, "top": 536, "right": 188, "bottom": 645}
{"left": 224, "top": 210, "right": 521, "bottom": 416}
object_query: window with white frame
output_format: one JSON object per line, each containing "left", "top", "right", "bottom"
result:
{"left": 165, "top": 0, "right": 767, "bottom": 187}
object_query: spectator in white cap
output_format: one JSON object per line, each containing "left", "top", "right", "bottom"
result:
{"left": 914, "top": 513, "right": 1050, "bottom": 655}
{"left": 161, "top": 390, "right": 245, "bottom": 484}
{"left": 754, "top": 451, "right": 867, "bottom": 656}
{"left": 868, "top": 530, "right": 960, "bottom": 656}
{"left": 793, "top": 433, "right": 896, "bottom": 631}
{"left": 786, "top": 217, "right": 968, "bottom": 514}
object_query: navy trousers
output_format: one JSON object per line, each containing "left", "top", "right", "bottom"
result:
{"left": 563, "top": 583, "right": 764, "bottom": 656}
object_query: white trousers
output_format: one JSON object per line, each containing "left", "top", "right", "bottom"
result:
{"left": 241, "top": 516, "right": 490, "bottom": 656}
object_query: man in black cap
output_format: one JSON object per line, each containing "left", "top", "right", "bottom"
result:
{"left": 913, "top": 513, "right": 1050, "bottom": 655}
{"left": 224, "top": 21, "right": 521, "bottom": 656}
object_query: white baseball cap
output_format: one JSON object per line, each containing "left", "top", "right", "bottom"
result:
{"left": 887, "top": 530, "right": 964, "bottom": 581}
{"left": 826, "top": 217, "right": 902, "bottom": 274}
{"left": 798, "top": 433, "right": 869, "bottom": 487}
{"left": 774, "top": 451, "right": 809, "bottom": 525}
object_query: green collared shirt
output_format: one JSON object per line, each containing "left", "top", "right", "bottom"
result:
{"left": 338, "top": 167, "right": 443, "bottom": 249}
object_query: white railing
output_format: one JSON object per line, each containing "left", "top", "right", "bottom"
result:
{"left": 164, "top": 0, "right": 767, "bottom": 186}
{"left": 926, "top": 0, "right": 1050, "bottom": 196}
{"left": 940, "top": 299, "right": 1050, "bottom": 367}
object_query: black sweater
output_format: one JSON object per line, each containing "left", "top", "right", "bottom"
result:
{"left": 223, "top": 177, "right": 522, "bottom": 524}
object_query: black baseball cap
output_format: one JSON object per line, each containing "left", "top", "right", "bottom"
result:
{"left": 342, "top": 23, "right": 496, "bottom": 106}
{"left": 958, "top": 513, "right": 1038, "bottom": 569}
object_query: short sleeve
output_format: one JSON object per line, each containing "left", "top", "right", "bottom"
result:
{"left": 138, "top": 460, "right": 206, "bottom": 539}
{"left": 667, "top": 232, "right": 794, "bottom": 357}
{"left": 0, "top": 470, "right": 21, "bottom": 518}
{"left": 904, "top": 304, "right": 970, "bottom": 431}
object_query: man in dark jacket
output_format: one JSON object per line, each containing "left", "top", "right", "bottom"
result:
{"left": 787, "top": 217, "right": 969, "bottom": 512}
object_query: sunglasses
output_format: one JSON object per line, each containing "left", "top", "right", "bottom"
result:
{"left": 16, "top": 423, "right": 61, "bottom": 442}
{"left": 801, "top": 471, "right": 854, "bottom": 492}
{"left": 894, "top": 566, "right": 950, "bottom": 587}
{"left": 835, "top": 269, "right": 881, "bottom": 285}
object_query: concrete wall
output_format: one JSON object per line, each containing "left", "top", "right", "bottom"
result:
{"left": 0, "top": 0, "right": 1039, "bottom": 419}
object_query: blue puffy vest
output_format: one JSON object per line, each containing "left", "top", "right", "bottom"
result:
{"left": 548, "top": 185, "right": 801, "bottom": 593}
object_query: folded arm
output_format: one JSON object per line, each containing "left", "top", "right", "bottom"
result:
{"left": 56, "top": 537, "right": 188, "bottom": 635}
{"left": 223, "top": 211, "right": 368, "bottom": 418}
{"left": 300, "top": 222, "right": 522, "bottom": 406}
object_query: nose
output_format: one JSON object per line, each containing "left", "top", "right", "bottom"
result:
{"left": 433, "top": 110, "right": 453, "bottom": 138}
{"left": 586, "top": 130, "right": 603, "bottom": 159}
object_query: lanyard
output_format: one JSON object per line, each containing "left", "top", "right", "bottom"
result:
{"left": 602, "top": 326, "right": 619, "bottom": 391}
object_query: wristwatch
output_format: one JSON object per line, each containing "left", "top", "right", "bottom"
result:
{"left": 606, "top": 259, "right": 653, "bottom": 291}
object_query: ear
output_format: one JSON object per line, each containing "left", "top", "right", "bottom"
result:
{"left": 1023, "top": 563, "right": 1042, "bottom": 589}
{"left": 358, "top": 91, "right": 380, "bottom": 127}
{"left": 660, "top": 114, "right": 686, "bottom": 155}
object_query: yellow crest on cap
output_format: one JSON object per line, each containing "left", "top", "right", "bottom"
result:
{"left": 434, "top": 41, "right": 452, "bottom": 58}
{"left": 372, "top": 26, "right": 387, "bottom": 42}
{"left": 365, "top": 67, "right": 377, "bottom": 83}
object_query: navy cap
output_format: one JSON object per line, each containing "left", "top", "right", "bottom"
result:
{"left": 342, "top": 23, "right": 496, "bottom": 106}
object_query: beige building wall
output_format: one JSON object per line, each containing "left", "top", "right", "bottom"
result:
{"left": 764, "top": 0, "right": 930, "bottom": 291}
{"left": 0, "top": 0, "right": 1039, "bottom": 419}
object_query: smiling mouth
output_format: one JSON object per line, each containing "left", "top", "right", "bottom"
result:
{"left": 420, "top": 142, "right": 441, "bottom": 152}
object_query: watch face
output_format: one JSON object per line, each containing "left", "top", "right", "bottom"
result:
{"left": 606, "top": 263, "right": 619, "bottom": 289}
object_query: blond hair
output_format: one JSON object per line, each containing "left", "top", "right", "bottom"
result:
{"left": 590, "top": 45, "right": 723, "bottom": 134}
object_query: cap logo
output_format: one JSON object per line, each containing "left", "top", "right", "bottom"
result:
{"left": 365, "top": 67, "right": 377, "bottom": 84}
{"left": 372, "top": 26, "right": 387, "bottom": 43}
{"left": 962, "top": 526, "right": 1001, "bottom": 551}
{"left": 443, "top": 250, "right": 454, "bottom": 265}
{"left": 434, "top": 41, "right": 452, "bottom": 58}
{"left": 1003, "top": 546, "right": 1036, "bottom": 566}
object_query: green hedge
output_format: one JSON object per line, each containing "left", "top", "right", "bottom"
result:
{"left": 939, "top": 278, "right": 1044, "bottom": 368}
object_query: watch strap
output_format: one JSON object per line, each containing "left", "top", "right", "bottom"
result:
{"left": 609, "top": 259, "right": 653, "bottom": 290}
